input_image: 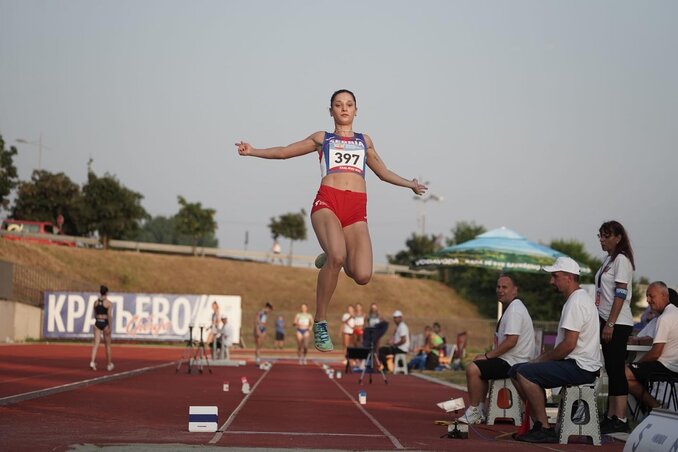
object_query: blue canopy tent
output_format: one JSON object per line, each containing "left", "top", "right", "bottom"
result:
{"left": 413, "top": 226, "right": 591, "bottom": 275}
{"left": 413, "top": 227, "right": 591, "bottom": 320}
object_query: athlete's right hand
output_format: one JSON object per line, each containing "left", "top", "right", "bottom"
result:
{"left": 235, "top": 141, "right": 253, "bottom": 156}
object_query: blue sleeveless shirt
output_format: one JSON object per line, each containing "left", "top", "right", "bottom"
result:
{"left": 318, "top": 132, "right": 367, "bottom": 178}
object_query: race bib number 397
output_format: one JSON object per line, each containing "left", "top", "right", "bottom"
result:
{"left": 329, "top": 140, "right": 365, "bottom": 174}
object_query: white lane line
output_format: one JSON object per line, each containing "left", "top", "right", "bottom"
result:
{"left": 224, "top": 430, "right": 384, "bottom": 438}
{"left": 0, "top": 368, "right": 83, "bottom": 385}
{"left": 0, "top": 362, "right": 175, "bottom": 406}
{"left": 208, "top": 366, "right": 271, "bottom": 444}
{"left": 330, "top": 375, "right": 405, "bottom": 449}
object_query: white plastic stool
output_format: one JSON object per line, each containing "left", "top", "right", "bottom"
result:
{"left": 556, "top": 377, "right": 601, "bottom": 446}
{"left": 393, "top": 353, "right": 408, "bottom": 375}
{"left": 487, "top": 378, "right": 523, "bottom": 425}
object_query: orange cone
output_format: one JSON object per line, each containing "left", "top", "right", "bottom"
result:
{"left": 516, "top": 401, "right": 530, "bottom": 436}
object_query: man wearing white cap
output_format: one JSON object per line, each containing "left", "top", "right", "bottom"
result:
{"left": 510, "top": 256, "right": 602, "bottom": 443}
{"left": 378, "top": 310, "right": 410, "bottom": 371}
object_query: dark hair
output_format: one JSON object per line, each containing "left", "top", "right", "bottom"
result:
{"left": 330, "top": 89, "right": 356, "bottom": 105}
{"left": 498, "top": 272, "right": 519, "bottom": 287}
{"left": 265, "top": 302, "right": 273, "bottom": 310}
{"left": 100, "top": 285, "right": 108, "bottom": 295}
{"left": 599, "top": 220, "right": 635, "bottom": 270}
{"left": 668, "top": 288, "right": 678, "bottom": 307}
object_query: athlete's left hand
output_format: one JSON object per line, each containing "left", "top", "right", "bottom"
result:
{"left": 411, "top": 179, "right": 428, "bottom": 196}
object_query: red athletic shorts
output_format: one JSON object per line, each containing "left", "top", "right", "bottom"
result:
{"left": 311, "top": 185, "right": 367, "bottom": 228}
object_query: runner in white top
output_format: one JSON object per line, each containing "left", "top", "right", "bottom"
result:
{"left": 293, "top": 303, "right": 314, "bottom": 365}
{"left": 340, "top": 304, "right": 356, "bottom": 355}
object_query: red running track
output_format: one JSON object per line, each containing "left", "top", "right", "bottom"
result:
{"left": 0, "top": 344, "right": 624, "bottom": 451}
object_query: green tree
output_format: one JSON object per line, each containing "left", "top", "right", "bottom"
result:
{"left": 268, "top": 209, "right": 307, "bottom": 265}
{"left": 0, "top": 135, "right": 19, "bottom": 211}
{"left": 12, "top": 170, "right": 84, "bottom": 235}
{"left": 175, "top": 196, "right": 218, "bottom": 254}
{"left": 81, "top": 167, "right": 148, "bottom": 248}
{"left": 387, "top": 233, "right": 440, "bottom": 266}
{"left": 446, "top": 220, "right": 486, "bottom": 246}
{"left": 134, "top": 215, "right": 177, "bottom": 244}
{"left": 135, "top": 214, "right": 219, "bottom": 248}
{"left": 549, "top": 238, "right": 602, "bottom": 284}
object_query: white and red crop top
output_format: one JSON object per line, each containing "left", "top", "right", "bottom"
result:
{"left": 318, "top": 132, "right": 367, "bottom": 178}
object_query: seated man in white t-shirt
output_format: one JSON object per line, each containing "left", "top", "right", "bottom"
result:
{"left": 629, "top": 288, "right": 678, "bottom": 345}
{"left": 458, "top": 273, "right": 535, "bottom": 425}
{"left": 626, "top": 282, "right": 678, "bottom": 411}
{"left": 377, "top": 310, "right": 410, "bottom": 370}
{"left": 509, "top": 257, "right": 603, "bottom": 444}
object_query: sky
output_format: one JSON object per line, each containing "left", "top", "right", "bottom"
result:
{"left": 1, "top": 1, "right": 676, "bottom": 285}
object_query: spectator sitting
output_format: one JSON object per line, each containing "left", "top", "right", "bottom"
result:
{"left": 509, "top": 257, "right": 602, "bottom": 444}
{"left": 378, "top": 310, "right": 410, "bottom": 372}
{"left": 458, "top": 273, "right": 535, "bottom": 425}
{"left": 632, "top": 288, "right": 678, "bottom": 341}
{"left": 432, "top": 322, "right": 447, "bottom": 355}
{"left": 408, "top": 325, "right": 432, "bottom": 371}
{"left": 409, "top": 324, "right": 445, "bottom": 371}
{"left": 625, "top": 283, "right": 678, "bottom": 414}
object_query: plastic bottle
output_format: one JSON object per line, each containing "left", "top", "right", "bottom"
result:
{"left": 241, "top": 376, "right": 250, "bottom": 394}
{"left": 358, "top": 390, "right": 366, "bottom": 405}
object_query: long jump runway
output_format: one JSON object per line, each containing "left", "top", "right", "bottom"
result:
{"left": 0, "top": 344, "right": 624, "bottom": 451}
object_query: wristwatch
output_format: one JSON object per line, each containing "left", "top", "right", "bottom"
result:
{"left": 606, "top": 321, "right": 615, "bottom": 328}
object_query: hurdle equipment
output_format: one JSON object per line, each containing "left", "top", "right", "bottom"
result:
{"left": 486, "top": 378, "right": 523, "bottom": 425}
{"left": 188, "top": 406, "right": 218, "bottom": 432}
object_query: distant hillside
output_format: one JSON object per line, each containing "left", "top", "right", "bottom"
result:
{"left": 0, "top": 239, "right": 492, "bottom": 348}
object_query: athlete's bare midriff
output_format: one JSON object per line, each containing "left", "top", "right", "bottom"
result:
{"left": 320, "top": 172, "right": 367, "bottom": 193}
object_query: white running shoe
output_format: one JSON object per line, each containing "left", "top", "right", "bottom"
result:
{"left": 457, "top": 406, "right": 485, "bottom": 425}
{"left": 106, "top": 362, "right": 114, "bottom": 371}
{"left": 89, "top": 361, "right": 97, "bottom": 371}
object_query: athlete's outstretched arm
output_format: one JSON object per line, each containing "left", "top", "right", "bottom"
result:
{"left": 364, "top": 134, "right": 428, "bottom": 195}
{"left": 236, "top": 132, "right": 323, "bottom": 160}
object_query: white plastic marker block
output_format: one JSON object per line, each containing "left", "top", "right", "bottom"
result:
{"left": 359, "top": 390, "right": 367, "bottom": 405}
{"left": 436, "top": 397, "right": 465, "bottom": 412}
{"left": 188, "top": 406, "right": 218, "bottom": 432}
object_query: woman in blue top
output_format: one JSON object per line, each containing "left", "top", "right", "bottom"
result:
{"left": 237, "top": 90, "right": 427, "bottom": 352}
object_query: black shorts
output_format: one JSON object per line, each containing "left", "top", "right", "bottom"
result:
{"left": 629, "top": 361, "right": 678, "bottom": 382}
{"left": 95, "top": 319, "right": 109, "bottom": 331}
{"left": 475, "top": 357, "right": 512, "bottom": 380}
{"left": 275, "top": 332, "right": 284, "bottom": 341}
